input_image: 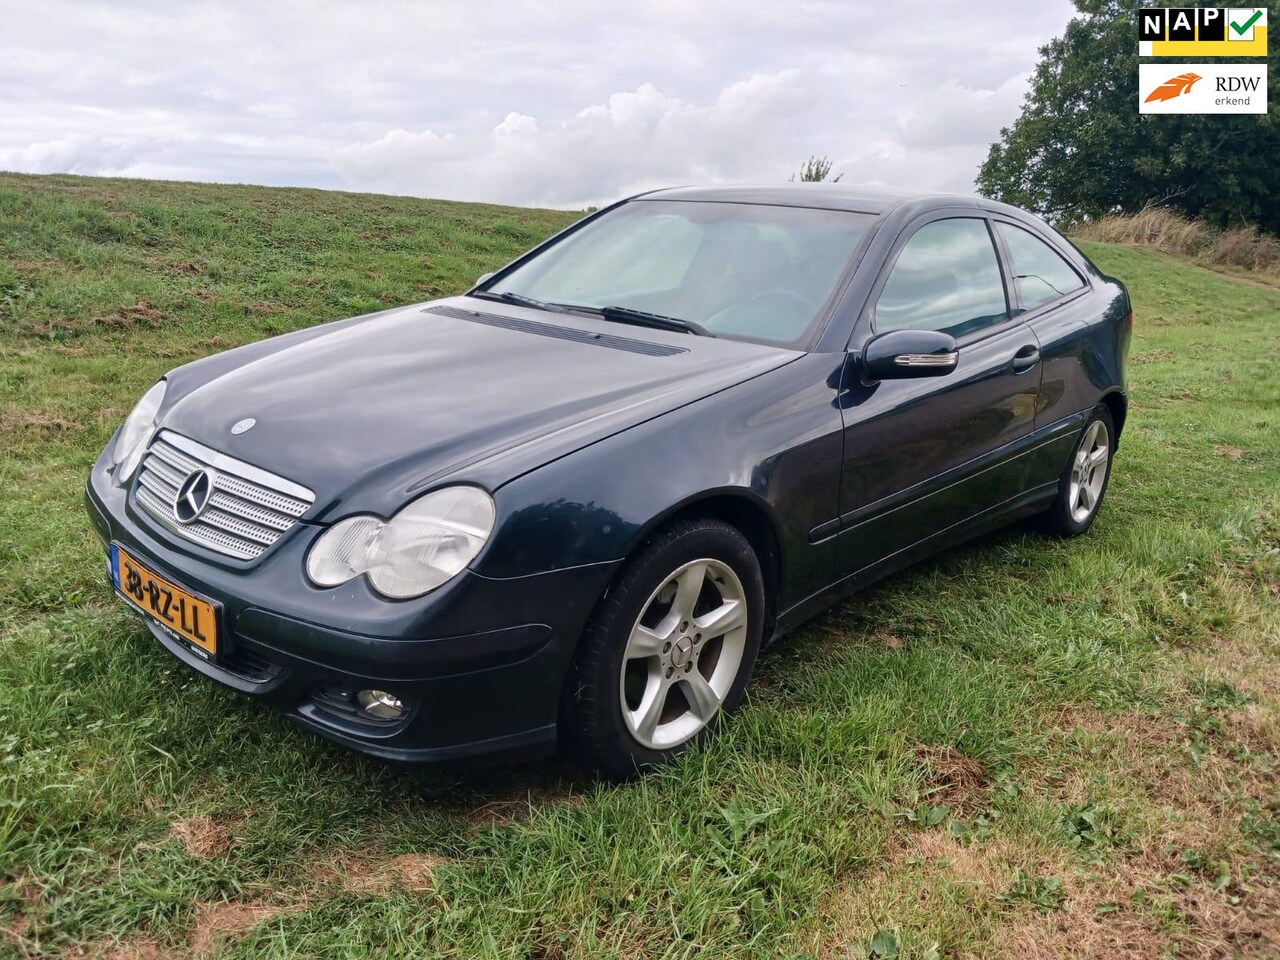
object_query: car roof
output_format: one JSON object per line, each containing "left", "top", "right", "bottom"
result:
{"left": 638, "top": 183, "right": 989, "bottom": 216}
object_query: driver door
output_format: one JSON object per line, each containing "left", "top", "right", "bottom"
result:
{"left": 836, "top": 215, "right": 1042, "bottom": 578}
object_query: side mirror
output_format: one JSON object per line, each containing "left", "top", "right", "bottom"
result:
{"left": 862, "top": 329, "right": 958, "bottom": 381}
{"left": 475, "top": 272, "right": 495, "bottom": 286}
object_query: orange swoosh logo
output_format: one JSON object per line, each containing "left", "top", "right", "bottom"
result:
{"left": 1144, "top": 72, "right": 1202, "bottom": 103}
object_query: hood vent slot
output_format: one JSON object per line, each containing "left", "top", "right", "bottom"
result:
{"left": 424, "top": 305, "right": 687, "bottom": 357}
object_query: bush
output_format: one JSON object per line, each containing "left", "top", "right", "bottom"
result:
{"left": 1076, "top": 207, "right": 1280, "bottom": 273}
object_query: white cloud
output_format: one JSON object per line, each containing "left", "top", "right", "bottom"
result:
{"left": 0, "top": 0, "right": 1076, "bottom": 208}
{"left": 330, "top": 70, "right": 816, "bottom": 207}
{"left": 0, "top": 135, "right": 144, "bottom": 175}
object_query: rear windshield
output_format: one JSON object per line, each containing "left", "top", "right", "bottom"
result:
{"left": 487, "top": 199, "right": 877, "bottom": 346}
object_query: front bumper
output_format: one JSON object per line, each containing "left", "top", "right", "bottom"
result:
{"left": 86, "top": 449, "right": 619, "bottom": 765}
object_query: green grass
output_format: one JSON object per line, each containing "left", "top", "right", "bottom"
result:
{"left": 1, "top": 173, "right": 1278, "bottom": 959}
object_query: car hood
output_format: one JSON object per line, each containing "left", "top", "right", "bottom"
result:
{"left": 160, "top": 297, "right": 799, "bottom": 516}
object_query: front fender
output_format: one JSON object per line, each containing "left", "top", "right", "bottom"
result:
{"left": 475, "top": 352, "right": 846, "bottom": 613}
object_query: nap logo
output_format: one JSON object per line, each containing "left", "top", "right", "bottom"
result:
{"left": 1138, "top": 7, "right": 1267, "bottom": 56}
{"left": 1139, "top": 63, "right": 1268, "bottom": 114}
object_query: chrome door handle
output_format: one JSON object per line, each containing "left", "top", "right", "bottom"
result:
{"left": 1011, "top": 345, "right": 1040, "bottom": 373}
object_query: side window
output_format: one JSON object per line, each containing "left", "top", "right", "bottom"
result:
{"left": 875, "top": 218, "right": 1008, "bottom": 339}
{"left": 994, "top": 222, "right": 1084, "bottom": 310}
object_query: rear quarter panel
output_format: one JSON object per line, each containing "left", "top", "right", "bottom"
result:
{"left": 1027, "top": 276, "right": 1130, "bottom": 433}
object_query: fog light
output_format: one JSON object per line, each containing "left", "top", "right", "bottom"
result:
{"left": 356, "top": 689, "right": 405, "bottom": 720}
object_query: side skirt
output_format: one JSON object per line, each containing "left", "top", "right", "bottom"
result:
{"left": 773, "top": 481, "right": 1058, "bottom": 640}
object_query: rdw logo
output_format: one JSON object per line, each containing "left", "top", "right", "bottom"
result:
{"left": 1144, "top": 72, "right": 1202, "bottom": 103}
{"left": 1138, "top": 63, "right": 1268, "bottom": 115}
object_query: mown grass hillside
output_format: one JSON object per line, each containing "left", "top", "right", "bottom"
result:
{"left": 1, "top": 174, "right": 1277, "bottom": 959}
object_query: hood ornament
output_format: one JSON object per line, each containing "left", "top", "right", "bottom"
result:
{"left": 230, "top": 417, "right": 256, "bottom": 436}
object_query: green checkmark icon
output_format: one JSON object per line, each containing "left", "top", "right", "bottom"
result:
{"left": 1231, "top": 9, "right": 1262, "bottom": 35}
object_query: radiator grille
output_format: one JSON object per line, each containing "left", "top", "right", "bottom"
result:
{"left": 135, "top": 431, "right": 314, "bottom": 560}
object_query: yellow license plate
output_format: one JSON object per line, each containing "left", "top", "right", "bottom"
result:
{"left": 111, "top": 544, "right": 218, "bottom": 656}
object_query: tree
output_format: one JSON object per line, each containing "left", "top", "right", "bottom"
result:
{"left": 977, "top": 0, "right": 1280, "bottom": 234}
{"left": 792, "top": 156, "right": 843, "bottom": 183}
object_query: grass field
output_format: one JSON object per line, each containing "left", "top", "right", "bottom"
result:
{"left": 1, "top": 173, "right": 1277, "bottom": 960}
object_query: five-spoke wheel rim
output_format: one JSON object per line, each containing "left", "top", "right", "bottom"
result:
{"left": 1069, "top": 420, "right": 1110, "bottom": 524}
{"left": 619, "top": 558, "right": 748, "bottom": 750}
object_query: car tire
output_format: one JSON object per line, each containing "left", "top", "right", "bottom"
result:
{"left": 1036, "top": 404, "right": 1115, "bottom": 537}
{"left": 563, "top": 518, "right": 765, "bottom": 779}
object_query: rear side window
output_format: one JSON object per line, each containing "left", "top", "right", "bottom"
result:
{"left": 994, "top": 222, "right": 1084, "bottom": 310}
{"left": 875, "top": 218, "right": 1008, "bottom": 339}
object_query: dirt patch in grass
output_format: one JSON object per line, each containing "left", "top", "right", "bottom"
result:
{"left": 91, "top": 301, "right": 167, "bottom": 331}
{"left": 915, "top": 745, "right": 988, "bottom": 811}
{"left": 331, "top": 852, "right": 445, "bottom": 895}
{"left": 187, "top": 901, "right": 288, "bottom": 957}
{"left": 1019, "top": 674, "right": 1280, "bottom": 956}
{"left": 1035, "top": 706, "right": 1184, "bottom": 807}
{"left": 873, "top": 626, "right": 908, "bottom": 650}
{"left": 54, "top": 300, "right": 166, "bottom": 335}
{"left": 29, "top": 301, "right": 171, "bottom": 337}
{"left": 0, "top": 922, "right": 39, "bottom": 957}
{"left": 0, "top": 872, "right": 47, "bottom": 948}
{"left": 994, "top": 875, "right": 1168, "bottom": 960}
{"left": 0, "top": 409, "right": 79, "bottom": 438}
{"left": 146, "top": 256, "right": 205, "bottom": 276}
{"left": 452, "top": 775, "right": 588, "bottom": 827}
{"left": 73, "top": 941, "right": 167, "bottom": 960}
{"left": 79, "top": 898, "right": 294, "bottom": 959}
{"left": 909, "top": 830, "right": 1020, "bottom": 888}
{"left": 996, "top": 847, "right": 1280, "bottom": 960}
{"left": 1225, "top": 703, "right": 1280, "bottom": 753}
{"left": 807, "top": 830, "right": 1042, "bottom": 958}
{"left": 77, "top": 851, "right": 441, "bottom": 960}
{"left": 169, "top": 815, "right": 234, "bottom": 859}
{"left": 1201, "top": 632, "right": 1280, "bottom": 705}
{"left": 1051, "top": 705, "right": 1181, "bottom": 747}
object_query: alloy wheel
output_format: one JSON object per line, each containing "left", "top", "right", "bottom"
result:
{"left": 1068, "top": 419, "right": 1110, "bottom": 524}
{"left": 618, "top": 558, "right": 748, "bottom": 750}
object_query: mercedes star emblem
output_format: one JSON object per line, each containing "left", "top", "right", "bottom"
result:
{"left": 173, "top": 468, "right": 214, "bottom": 524}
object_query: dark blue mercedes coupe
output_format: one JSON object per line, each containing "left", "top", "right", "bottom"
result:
{"left": 86, "top": 185, "right": 1132, "bottom": 778}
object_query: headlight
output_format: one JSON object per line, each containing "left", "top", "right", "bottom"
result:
{"left": 113, "top": 380, "right": 166, "bottom": 482}
{"left": 306, "top": 486, "right": 496, "bottom": 599}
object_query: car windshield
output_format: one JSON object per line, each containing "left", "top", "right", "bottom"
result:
{"left": 483, "top": 199, "right": 877, "bottom": 346}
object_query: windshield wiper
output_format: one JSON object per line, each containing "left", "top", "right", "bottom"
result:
{"left": 469, "top": 290, "right": 566, "bottom": 313}
{"left": 592, "top": 305, "right": 715, "bottom": 337}
{"left": 470, "top": 292, "right": 713, "bottom": 336}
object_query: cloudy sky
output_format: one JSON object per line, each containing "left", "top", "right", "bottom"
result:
{"left": 0, "top": 0, "right": 1076, "bottom": 210}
